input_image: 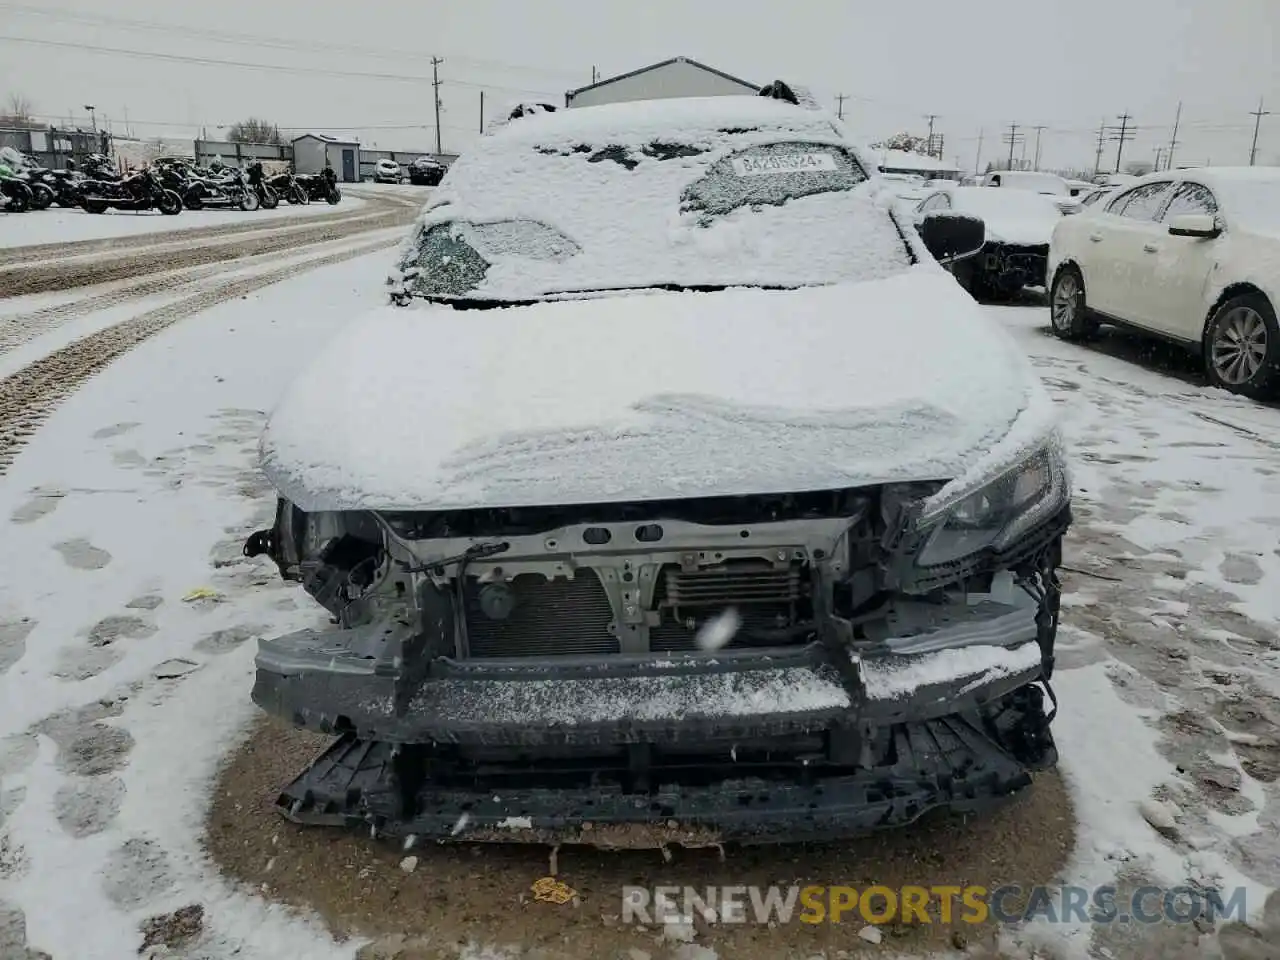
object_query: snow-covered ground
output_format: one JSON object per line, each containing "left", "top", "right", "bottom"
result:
{"left": 0, "top": 194, "right": 369, "bottom": 249}
{"left": 0, "top": 244, "right": 1278, "bottom": 958}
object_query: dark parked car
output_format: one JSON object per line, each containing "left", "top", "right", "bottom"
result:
{"left": 407, "top": 156, "right": 447, "bottom": 186}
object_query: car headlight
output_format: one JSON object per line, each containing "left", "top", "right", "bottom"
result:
{"left": 914, "top": 441, "right": 1069, "bottom": 567}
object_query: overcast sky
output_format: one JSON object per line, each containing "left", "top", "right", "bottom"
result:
{"left": 2, "top": 0, "right": 1277, "bottom": 172}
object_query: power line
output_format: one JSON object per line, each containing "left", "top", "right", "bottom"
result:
{"left": 0, "top": 35, "right": 558, "bottom": 98}
{"left": 1107, "top": 113, "right": 1135, "bottom": 171}
{"left": 924, "top": 114, "right": 938, "bottom": 157}
{"left": 1166, "top": 101, "right": 1182, "bottom": 170}
{"left": 1249, "top": 97, "right": 1271, "bottom": 165}
{"left": 432, "top": 57, "right": 444, "bottom": 155}
{"left": 1002, "top": 122, "right": 1023, "bottom": 170}
{"left": 0, "top": 2, "right": 584, "bottom": 84}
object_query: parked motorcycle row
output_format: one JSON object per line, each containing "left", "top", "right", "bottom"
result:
{"left": 0, "top": 148, "right": 342, "bottom": 216}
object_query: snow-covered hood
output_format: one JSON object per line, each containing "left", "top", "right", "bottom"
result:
{"left": 260, "top": 269, "right": 1051, "bottom": 512}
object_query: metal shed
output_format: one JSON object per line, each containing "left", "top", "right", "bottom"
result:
{"left": 291, "top": 133, "right": 361, "bottom": 182}
{"left": 565, "top": 57, "right": 759, "bottom": 109}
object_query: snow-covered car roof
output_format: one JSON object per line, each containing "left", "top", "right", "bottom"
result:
{"left": 1120, "top": 166, "right": 1280, "bottom": 234}
{"left": 918, "top": 186, "right": 1066, "bottom": 245}
{"left": 987, "top": 171, "right": 1069, "bottom": 195}
{"left": 390, "top": 95, "right": 913, "bottom": 302}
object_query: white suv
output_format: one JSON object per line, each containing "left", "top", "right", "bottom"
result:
{"left": 373, "top": 159, "right": 401, "bottom": 184}
{"left": 1047, "top": 167, "right": 1280, "bottom": 399}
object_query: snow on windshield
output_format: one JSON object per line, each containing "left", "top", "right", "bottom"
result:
{"left": 390, "top": 97, "right": 912, "bottom": 301}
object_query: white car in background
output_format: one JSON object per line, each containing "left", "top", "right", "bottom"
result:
{"left": 373, "top": 159, "right": 402, "bottom": 184}
{"left": 1047, "top": 167, "right": 1280, "bottom": 399}
{"left": 912, "top": 185, "right": 1073, "bottom": 299}
{"left": 983, "top": 170, "right": 1071, "bottom": 196}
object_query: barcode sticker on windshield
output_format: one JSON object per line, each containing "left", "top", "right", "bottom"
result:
{"left": 730, "top": 153, "right": 838, "bottom": 177}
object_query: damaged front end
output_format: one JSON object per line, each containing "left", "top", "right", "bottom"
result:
{"left": 244, "top": 443, "right": 1071, "bottom": 845}
{"left": 981, "top": 241, "right": 1050, "bottom": 293}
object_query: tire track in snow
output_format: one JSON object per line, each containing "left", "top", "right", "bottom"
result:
{"left": 0, "top": 199, "right": 415, "bottom": 299}
{"left": 0, "top": 188, "right": 423, "bottom": 268}
{"left": 0, "top": 235, "right": 401, "bottom": 473}
{"left": 0, "top": 225, "right": 406, "bottom": 358}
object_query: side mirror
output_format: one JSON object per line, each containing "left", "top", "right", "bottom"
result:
{"left": 1168, "top": 213, "right": 1221, "bottom": 238}
{"left": 919, "top": 212, "right": 986, "bottom": 264}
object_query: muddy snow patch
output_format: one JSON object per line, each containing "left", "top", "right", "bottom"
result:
{"left": 52, "top": 537, "right": 112, "bottom": 570}
{"left": 0, "top": 618, "right": 35, "bottom": 675}
{"left": 87, "top": 615, "right": 157, "bottom": 647}
{"left": 53, "top": 775, "right": 126, "bottom": 837}
{"left": 102, "top": 837, "right": 175, "bottom": 909}
{"left": 8, "top": 491, "right": 63, "bottom": 524}
{"left": 91, "top": 421, "right": 141, "bottom": 440}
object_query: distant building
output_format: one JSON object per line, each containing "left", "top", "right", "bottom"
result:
{"left": 565, "top": 57, "right": 759, "bottom": 109}
{"left": 871, "top": 148, "right": 962, "bottom": 180}
{"left": 292, "top": 133, "right": 361, "bottom": 182}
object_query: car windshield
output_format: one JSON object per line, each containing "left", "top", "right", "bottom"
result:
{"left": 392, "top": 102, "right": 911, "bottom": 304}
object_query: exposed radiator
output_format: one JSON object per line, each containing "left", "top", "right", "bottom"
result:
{"left": 653, "top": 561, "right": 806, "bottom": 652}
{"left": 463, "top": 571, "right": 618, "bottom": 658}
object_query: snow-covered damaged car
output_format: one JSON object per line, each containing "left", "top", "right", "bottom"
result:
{"left": 912, "top": 185, "right": 1077, "bottom": 299}
{"left": 243, "top": 89, "right": 1072, "bottom": 846}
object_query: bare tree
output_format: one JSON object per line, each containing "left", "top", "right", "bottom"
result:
{"left": 0, "top": 93, "right": 40, "bottom": 129}
{"left": 869, "top": 132, "right": 932, "bottom": 154}
{"left": 227, "top": 118, "right": 283, "bottom": 144}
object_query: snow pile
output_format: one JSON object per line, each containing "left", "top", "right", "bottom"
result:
{"left": 260, "top": 273, "right": 1047, "bottom": 511}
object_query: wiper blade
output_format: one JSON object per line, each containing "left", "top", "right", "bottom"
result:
{"left": 401, "top": 281, "right": 806, "bottom": 310}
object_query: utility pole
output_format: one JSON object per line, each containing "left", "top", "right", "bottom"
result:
{"left": 1003, "top": 122, "right": 1022, "bottom": 170}
{"left": 1249, "top": 97, "right": 1271, "bottom": 165}
{"left": 1032, "top": 125, "right": 1047, "bottom": 169}
{"left": 924, "top": 114, "right": 938, "bottom": 156}
{"left": 592, "top": 66, "right": 599, "bottom": 83}
{"left": 1153, "top": 146, "right": 1165, "bottom": 171}
{"left": 479, "top": 90, "right": 484, "bottom": 134}
{"left": 1093, "top": 119, "right": 1106, "bottom": 175}
{"left": 974, "top": 128, "right": 984, "bottom": 175}
{"left": 835, "top": 93, "right": 848, "bottom": 120}
{"left": 431, "top": 57, "right": 444, "bottom": 154}
{"left": 1109, "top": 113, "right": 1134, "bottom": 172}
{"left": 1166, "top": 101, "right": 1181, "bottom": 171}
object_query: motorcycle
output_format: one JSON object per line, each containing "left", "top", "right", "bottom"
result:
{"left": 80, "top": 166, "right": 183, "bottom": 215}
{"left": 47, "top": 168, "right": 87, "bottom": 208}
{"left": 151, "top": 158, "right": 197, "bottom": 197}
{"left": 246, "top": 162, "right": 278, "bottom": 210}
{"left": 0, "top": 148, "right": 39, "bottom": 211}
{"left": 14, "top": 169, "right": 54, "bottom": 210}
{"left": 295, "top": 170, "right": 341, "bottom": 204}
{"left": 266, "top": 170, "right": 309, "bottom": 205}
{"left": 0, "top": 170, "right": 33, "bottom": 213}
{"left": 182, "top": 166, "right": 260, "bottom": 211}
